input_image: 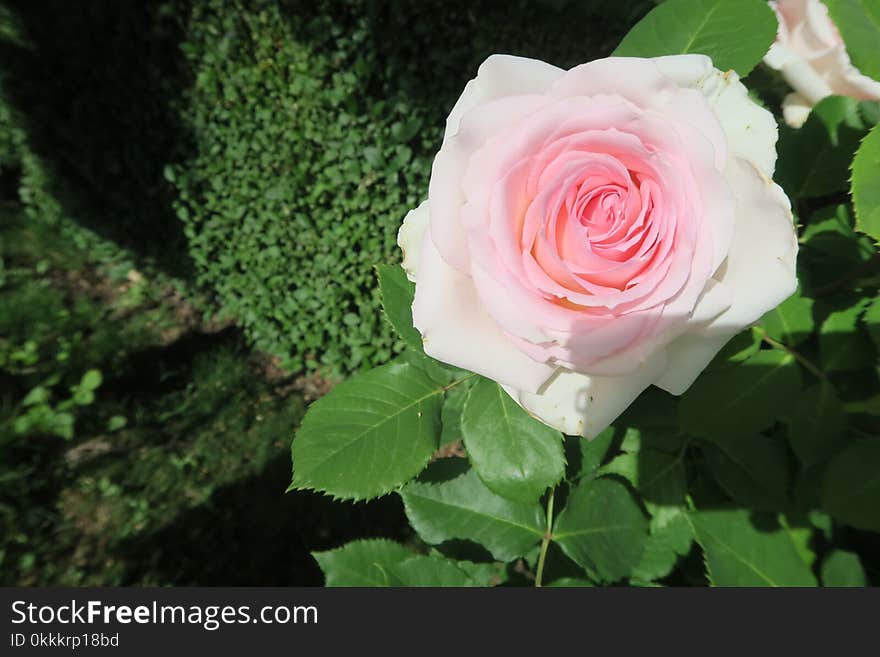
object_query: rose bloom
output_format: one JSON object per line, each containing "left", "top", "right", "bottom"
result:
{"left": 765, "top": 0, "right": 880, "bottom": 127}
{"left": 398, "top": 54, "right": 798, "bottom": 439}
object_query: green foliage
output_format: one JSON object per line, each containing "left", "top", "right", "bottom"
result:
{"left": 291, "top": 361, "right": 464, "bottom": 500}
{"left": 823, "top": 441, "right": 880, "bottom": 531}
{"left": 314, "top": 538, "right": 501, "bottom": 586}
{"left": 821, "top": 550, "right": 867, "bottom": 587}
{"left": 632, "top": 513, "right": 693, "bottom": 582}
{"left": 461, "top": 378, "right": 565, "bottom": 503}
{"left": 12, "top": 369, "right": 103, "bottom": 440}
{"left": 797, "top": 204, "right": 876, "bottom": 296}
{"left": 613, "top": 0, "right": 776, "bottom": 75}
{"left": 314, "top": 539, "right": 414, "bottom": 586}
{"left": 169, "top": 0, "right": 432, "bottom": 374}
{"left": 824, "top": 0, "right": 880, "bottom": 82}
{"left": 851, "top": 123, "right": 880, "bottom": 241}
{"left": 0, "top": 206, "right": 331, "bottom": 586}
{"left": 702, "top": 434, "right": 791, "bottom": 511}
{"left": 761, "top": 289, "right": 814, "bottom": 346}
{"left": 819, "top": 299, "right": 876, "bottom": 372}
{"left": 376, "top": 264, "right": 422, "bottom": 351}
{"left": 679, "top": 350, "right": 802, "bottom": 440}
{"left": 776, "top": 96, "right": 871, "bottom": 199}
{"left": 400, "top": 464, "right": 546, "bottom": 561}
{"left": 552, "top": 477, "right": 649, "bottom": 582}
{"left": 689, "top": 510, "right": 818, "bottom": 586}
{"left": 788, "top": 383, "right": 847, "bottom": 468}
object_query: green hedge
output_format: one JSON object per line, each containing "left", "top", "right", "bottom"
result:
{"left": 169, "top": 0, "right": 438, "bottom": 373}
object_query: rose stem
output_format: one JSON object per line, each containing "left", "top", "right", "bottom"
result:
{"left": 534, "top": 487, "right": 555, "bottom": 588}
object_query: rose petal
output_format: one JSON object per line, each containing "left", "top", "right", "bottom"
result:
{"left": 412, "top": 232, "right": 556, "bottom": 393}
{"left": 397, "top": 199, "right": 429, "bottom": 281}
{"left": 655, "top": 54, "right": 779, "bottom": 176}
{"left": 655, "top": 157, "right": 798, "bottom": 394}
{"left": 782, "top": 92, "right": 812, "bottom": 128}
{"left": 503, "top": 353, "right": 668, "bottom": 439}
{"left": 444, "top": 54, "right": 564, "bottom": 143}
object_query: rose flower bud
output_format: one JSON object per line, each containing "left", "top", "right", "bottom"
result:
{"left": 764, "top": 0, "right": 880, "bottom": 127}
{"left": 398, "top": 55, "right": 798, "bottom": 439}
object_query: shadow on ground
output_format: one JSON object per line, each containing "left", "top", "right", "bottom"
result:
{"left": 117, "top": 455, "right": 409, "bottom": 586}
{"left": 0, "top": 1, "right": 195, "bottom": 277}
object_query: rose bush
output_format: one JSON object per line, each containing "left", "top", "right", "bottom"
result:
{"left": 398, "top": 54, "right": 798, "bottom": 439}
{"left": 765, "top": 0, "right": 880, "bottom": 127}
{"left": 292, "top": 0, "right": 880, "bottom": 588}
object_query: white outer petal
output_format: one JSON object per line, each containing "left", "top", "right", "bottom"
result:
{"left": 782, "top": 92, "right": 812, "bottom": 128}
{"left": 779, "top": 55, "right": 834, "bottom": 104}
{"left": 397, "top": 200, "right": 429, "bottom": 282}
{"left": 504, "top": 353, "right": 668, "bottom": 440}
{"left": 655, "top": 157, "right": 798, "bottom": 394}
{"left": 654, "top": 54, "right": 779, "bottom": 176}
{"left": 412, "top": 229, "right": 556, "bottom": 393}
{"left": 443, "top": 54, "right": 564, "bottom": 143}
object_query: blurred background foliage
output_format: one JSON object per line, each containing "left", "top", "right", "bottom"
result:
{"left": 1, "top": 0, "right": 876, "bottom": 586}
{"left": 0, "top": 0, "right": 652, "bottom": 585}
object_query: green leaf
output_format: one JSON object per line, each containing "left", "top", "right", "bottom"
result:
{"left": 779, "top": 516, "right": 817, "bottom": 568}
{"left": 612, "top": 0, "right": 776, "bottom": 75}
{"left": 314, "top": 539, "right": 414, "bottom": 586}
{"left": 787, "top": 382, "right": 847, "bottom": 468}
{"left": 454, "top": 559, "right": 507, "bottom": 587}
{"left": 761, "top": 290, "right": 814, "bottom": 347}
{"left": 385, "top": 554, "right": 479, "bottom": 587}
{"left": 403, "top": 349, "right": 468, "bottom": 386}
{"left": 106, "top": 415, "right": 127, "bottom": 432}
{"left": 823, "top": 440, "right": 880, "bottom": 531}
{"left": 79, "top": 369, "right": 103, "bottom": 391}
{"left": 552, "top": 477, "right": 649, "bottom": 582}
{"left": 689, "top": 510, "right": 818, "bottom": 586}
{"left": 798, "top": 204, "right": 876, "bottom": 294}
{"left": 865, "top": 295, "right": 880, "bottom": 351}
{"left": 702, "top": 434, "right": 791, "bottom": 511}
{"left": 619, "top": 425, "right": 686, "bottom": 455}
{"left": 598, "top": 449, "right": 687, "bottom": 508}
{"left": 819, "top": 299, "right": 875, "bottom": 372}
{"left": 22, "top": 386, "right": 49, "bottom": 407}
{"left": 546, "top": 577, "right": 594, "bottom": 587}
{"left": 399, "top": 464, "right": 545, "bottom": 561}
{"left": 679, "top": 350, "right": 802, "bottom": 440}
{"left": 439, "top": 379, "right": 469, "bottom": 448}
{"left": 51, "top": 412, "right": 75, "bottom": 440}
{"left": 565, "top": 428, "right": 615, "bottom": 482}
{"left": 291, "top": 362, "right": 454, "bottom": 500}
{"left": 708, "top": 327, "right": 763, "bottom": 368}
{"left": 821, "top": 550, "right": 867, "bottom": 587}
{"left": 850, "top": 123, "right": 880, "bottom": 241}
{"left": 461, "top": 378, "right": 564, "bottom": 503}
{"left": 776, "top": 96, "right": 867, "bottom": 199}
{"left": 632, "top": 512, "right": 693, "bottom": 582}
{"left": 315, "top": 539, "right": 491, "bottom": 587}
{"left": 376, "top": 264, "right": 422, "bottom": 350}
{"left": 617, "top": 385, "right": 680, "bottom": 432}
{"left": 824, "top": 0, "right": 880, "bottom": 82}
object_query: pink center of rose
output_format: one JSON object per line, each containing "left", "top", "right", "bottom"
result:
{"left": 449, "top": 90, "right": 734, "bottom": 369}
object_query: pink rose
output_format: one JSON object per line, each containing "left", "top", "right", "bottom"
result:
{"left": 765, "top": 0, "right": 880, "bottom": 127}
{"left": 398, "top": 55, "right": 797, "bottom": 438}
